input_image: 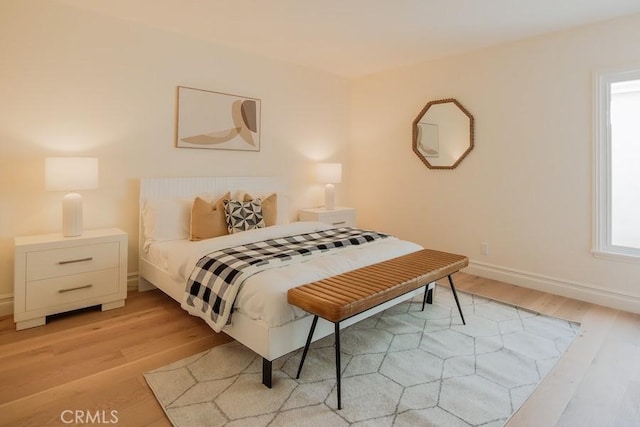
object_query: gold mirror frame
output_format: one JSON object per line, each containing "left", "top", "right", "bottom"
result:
{"left": 412, "top": 98, "right": 475, "bottom": 169}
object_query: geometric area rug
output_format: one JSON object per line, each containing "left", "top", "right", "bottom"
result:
{"left": 145, "top": 287, "right": 580, "bottom": 426}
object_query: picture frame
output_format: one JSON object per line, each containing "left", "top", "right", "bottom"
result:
{"left": 176, "top": 86, "right": 261, "bottom": 151}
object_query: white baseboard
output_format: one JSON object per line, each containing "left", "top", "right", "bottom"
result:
{"left": 465, "top": 260, "right": 640, "bottom": 315}
{"left": 127, "top": 273, "right": 139, "bottom": 291}
{"left": 0, "top": 293, "right": 13, "bottom": 318}
{"left": 6, "top": 266, "right": 638, "bottom": 317}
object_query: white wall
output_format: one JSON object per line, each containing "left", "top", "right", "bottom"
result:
{"left": 0, "top": 0, "right": 351, "bottom": 301}
{"left": 350, "top": 13, "right": 640, "bottom": 313}
{"left": 2, "top": 1, "right": 639, "bottom": 316}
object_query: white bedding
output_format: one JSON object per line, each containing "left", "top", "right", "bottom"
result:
{"left": 145, "top": 222, "right": 422, "bottom": 327}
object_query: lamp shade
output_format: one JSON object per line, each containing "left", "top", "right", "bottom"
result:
{"left": 316, "top": 163, "right": 342, "bottom": 184}
{"left": 45, "top": 157, "right": 99, "bottom": 191}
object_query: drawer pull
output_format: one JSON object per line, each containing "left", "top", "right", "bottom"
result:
{"left": 332, "top": 221, "right": 347, "bottom": 226}
{"left": 58, "top": 284, "right": 93, "bottom": 294}
{"left": 58, "top": 257, "right": 93, "bottom": 265}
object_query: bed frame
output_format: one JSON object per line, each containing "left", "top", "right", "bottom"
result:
{"left": 138, "top": 176, "right": 428, "bottom": 387}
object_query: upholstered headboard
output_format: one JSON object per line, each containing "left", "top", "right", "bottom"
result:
{"left": 139, "top": 176, "right": 290, "bottom": 251}
{"left": 140, "top": 176, "right": 288, "bottom": 200}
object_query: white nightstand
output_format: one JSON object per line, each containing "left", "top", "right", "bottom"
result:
{"left": 299, "top": 207, "right": 356, "bottom": 228}
{"left": 13, "top": 228, "right": 128, "bottom": 330}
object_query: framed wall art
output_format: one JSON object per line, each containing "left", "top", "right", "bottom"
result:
{"left": 176, "top": 86, "right": 261, "bottom": 151}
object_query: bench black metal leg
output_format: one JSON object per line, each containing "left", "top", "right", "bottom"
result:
{"left": 335, "top": 321, "right": 342, "bottom": 410}
{"left": 262, "top": 358, "right": 272, "bottom": 388}
{"left": 298, "top": 316, "right": 342, "bottom": 409}
{"left": 421, "top": 283, "right": 435, "bottom": 311}
{"left": 296, "top": 315, "right": 319, "bottom": 379}
{"left": 448, "top": 275, "right": 466, "bottom": 325}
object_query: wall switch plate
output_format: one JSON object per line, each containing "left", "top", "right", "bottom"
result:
{"left": 481, "top": 242, "right": 489, "bottom": 255}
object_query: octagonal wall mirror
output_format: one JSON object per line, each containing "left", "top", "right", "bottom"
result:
{"left": 412, "top": 98, "right": 474, "bottom": 169}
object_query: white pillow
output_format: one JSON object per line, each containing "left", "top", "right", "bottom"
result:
{"left": 141, "top": 198, "right": 192, "bottom": 247}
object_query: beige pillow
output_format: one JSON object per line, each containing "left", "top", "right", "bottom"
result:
{"left": 243, "top": 193, "right": 277, "bottom": 226}
{"left": 189, "top": 192, "right": 231, "bottom": 241}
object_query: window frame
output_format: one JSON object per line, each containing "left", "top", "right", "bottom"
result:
{"left": 593, "top": 67, "right": 640, "bottom": 262}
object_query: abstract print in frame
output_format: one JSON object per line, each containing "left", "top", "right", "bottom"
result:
{"left": 176, "top": 86, "right": 261, "bottom": 151}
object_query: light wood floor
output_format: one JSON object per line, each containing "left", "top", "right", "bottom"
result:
{"left": 0, "top": 273, "right": 638, "bottom": 426}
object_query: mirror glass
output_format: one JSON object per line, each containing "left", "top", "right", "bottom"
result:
{"left": 412, "top": 98, "right": 474, "bottom": 169}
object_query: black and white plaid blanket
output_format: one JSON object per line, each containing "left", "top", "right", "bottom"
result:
{"left": 182, "top": 227, "right": 389, "bottom": 332}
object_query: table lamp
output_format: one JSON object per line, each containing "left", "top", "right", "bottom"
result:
{"left": 316, "top": 163, "right": 342, "bottom": 210}
{"left": 45, "top": 157, "right": 98, "bottom": 237}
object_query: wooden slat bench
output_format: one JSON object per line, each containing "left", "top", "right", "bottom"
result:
{"left": 287, "top": 248, "right": 469, "bottom": 409}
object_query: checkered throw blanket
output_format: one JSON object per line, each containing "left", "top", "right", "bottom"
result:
{"left": 183, "top": 227, "right": 389, "bottom": 332}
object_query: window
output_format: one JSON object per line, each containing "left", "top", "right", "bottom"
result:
{"left": 594, "top": 68, "right": 640, "bottom": 260}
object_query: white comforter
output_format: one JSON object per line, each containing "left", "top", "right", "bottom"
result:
{"left": 148, "top": 222, "right": 422, "bottom": 327}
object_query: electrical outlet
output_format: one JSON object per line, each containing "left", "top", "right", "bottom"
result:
{"left": 481, "top": 242, "right": 489, "bottom": 256}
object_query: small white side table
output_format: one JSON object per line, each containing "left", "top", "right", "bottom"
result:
{"left": 299, "top": 207, "right": 356, "bottom": 228}
{"left": 13, "top": 228, "right": 128, "bottom": 330}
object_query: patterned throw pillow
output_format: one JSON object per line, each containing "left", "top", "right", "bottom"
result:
{"left": 223, "top": 198, "right": 266, "bottom": 234}
{"left": 243, "top": 193, "right": 278, "bottom": 226}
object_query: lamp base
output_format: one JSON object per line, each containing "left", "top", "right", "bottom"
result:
{"left": 62, "top": 192, "right": 83, "bottom": 237}
{"left": 324, "top": 184, "right": 336, "bottom": 210}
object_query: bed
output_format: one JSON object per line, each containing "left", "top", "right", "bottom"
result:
{"left": 138, "top": 176, "right": 430, "bottom": 386}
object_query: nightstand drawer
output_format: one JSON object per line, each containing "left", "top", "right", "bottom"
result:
{"left": 25, "top": 242, "right": 119, "bottom": 282}
{"left": 25, "top": 268, "right": 120, "bottom": 311}
{"left": 321, "top": 212, "right": 354, "bottom": 227}
{"left": 299, "top": 207, "right": 356, "bottom": 228}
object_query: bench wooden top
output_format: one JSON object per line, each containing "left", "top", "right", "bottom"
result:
{"left": 287, "top": 248, "right": 468, "bottom": 323}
